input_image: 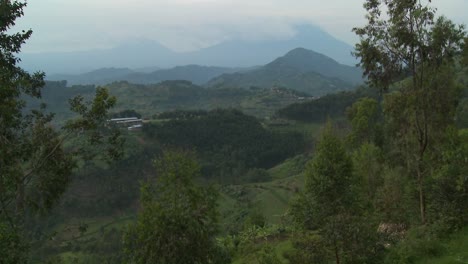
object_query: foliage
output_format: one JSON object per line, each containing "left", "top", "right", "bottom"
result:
{"left": 255, "top": 245, "right": 282, "bottom": 264}
{"left": 276, "top": 86, "right": 378, "bottom": 122}
{"left": 463, "top": 37, "right": 468, "bottom": 67}
{"left": 284, "top": 231, "right": 329, "bottom": 264}
{"left": 353, "top": 0, "right": 466, "bottom": 224}
{"left": 346, "top": 97, "right": 382, "bottom": 147}
{"left": 412, "top": 227, "right": 468, "bottom": 264}
{"left": 429, "top": 127, "right": 468, "bottom": 227}
{"left": 144, "top": 109, "right": 304, "bottom": 182}
{"left": 384, "top": 225, "right": 447, "bottom": 264}
{"left": 456, "top": 98, "right": 468, "bottom": 128}
{"left": 122, "top": 150, "right": 226, "bottom": 264}
{"left": 0, "top": 222, "right": 27, "bottom": 264}
{"left": 351, "top": 143, "right": 384, "bottom": 203}
{"left": 0, "top": 2, "right": 122, "bottom": 262}
{"left": 290, "top": 123, "right": 381, "bottom": 263}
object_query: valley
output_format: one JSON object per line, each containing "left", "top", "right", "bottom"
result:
{"left": 2, "top": 1, "right": 468, "bottom": 263}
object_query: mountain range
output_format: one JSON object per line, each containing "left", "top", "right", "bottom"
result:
{"left": 46, "top": 47, "right": 363, "bottom": 96}
{"left": 47, "top": 65, "right": 246, "bottom": 86}
{"left": 20, "top": 24, "right": 356, "bottom": 75}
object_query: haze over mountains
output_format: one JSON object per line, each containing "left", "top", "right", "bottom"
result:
{"left": 46, "top": 47, "right": 363, "bottom": 97}
{"left": 20, "top": 24, "right": 356, "bottom": 75}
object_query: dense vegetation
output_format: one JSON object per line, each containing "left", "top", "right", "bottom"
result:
{"left": 144, "top": 109, "right": 305, "bottom": 182}
{"left": 275, "top": 85, "right": 379, "bottom": 122}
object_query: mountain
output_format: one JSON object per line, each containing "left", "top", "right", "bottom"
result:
{"left": 20, "top": 24, "right": 356, "bottom": 75}
{"left": 20, "top": 39, "right": 177, "bottom": 74}
{"left": 206, "top": 48, "right": 363, "bottom": 96}
{"left": 47, "top": 65, "right": 244, "bottom": 86}
{"left": 48, "top": 67, "right": 136, "bottom": 86}
{"left": 183, "top": 25, "right": 357, "bottom": 67}
{"left": 266, "top": 48, "right": 363, "bottom": 84}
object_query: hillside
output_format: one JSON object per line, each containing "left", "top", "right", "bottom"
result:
{"left": 35, "top": 80, "right": 315, "bottom": 121}
{"left": 206, "top": 48, "right": 363, "bottom": 96}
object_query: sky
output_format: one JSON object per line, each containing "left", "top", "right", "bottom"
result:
{"left": 14, "top": 0, "right": 468, "bottom": 53}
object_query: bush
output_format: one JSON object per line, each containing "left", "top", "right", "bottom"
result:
{"left": 384, "top": 226, "right": 446, "bottom": 264}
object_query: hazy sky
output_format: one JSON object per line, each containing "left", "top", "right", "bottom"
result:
{"left": 15, "top": 0, "right": 468, "bottom": 53}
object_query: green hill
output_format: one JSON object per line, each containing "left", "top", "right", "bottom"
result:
{"left": 206, "top": 48, "right": 363, "bottom": 96}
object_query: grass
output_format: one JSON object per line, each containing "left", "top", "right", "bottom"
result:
{"left": 268, "top": 154, "right": 307, "bottom": 180}
{"left": 232, "top": 239, "right": 294, "bottom": 264}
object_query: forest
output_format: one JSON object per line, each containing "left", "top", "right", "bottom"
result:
{"left": 1, "top": 0, "right": 468, "bottom": 263}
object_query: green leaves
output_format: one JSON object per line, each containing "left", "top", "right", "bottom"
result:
{"left": 354, "top": 0, "right": 467, "bottom": 225}
{"left": 290, "top": 123, "right": 381, "bottom": 263}
{"left": 123, "top": 150, "right": 224, "bottom": 264}
{"left": 463, "top": 37, "right": 468, "bottom": 67}
{"left": 0, "top": 2, "right": 123, "bottom": 261}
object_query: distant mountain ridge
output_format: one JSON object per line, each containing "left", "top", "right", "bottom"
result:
{"left": 206, "top": 48, "right": 363, "bottom": 96}
{"left": 21, "top": 24, "right": 356, "bottom": 74}
{"left": 49, "top": 68, "right": 136, "bottom": 86}
{"left": 47, "top": 65, "right": 244, "bottom": 86}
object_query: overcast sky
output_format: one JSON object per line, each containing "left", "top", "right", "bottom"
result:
{"left": 15, "top": 0, "right": 468, "bottom": 53}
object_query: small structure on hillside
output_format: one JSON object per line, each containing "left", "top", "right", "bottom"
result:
{"left": 107, "top": 117, "right": 143, "bottom": 131}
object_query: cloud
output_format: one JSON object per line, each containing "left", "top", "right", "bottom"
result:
{"left": 15, "top": 0, "right": 467, "bottom": 53}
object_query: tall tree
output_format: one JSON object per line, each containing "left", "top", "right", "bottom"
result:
{"left": 122, "top": 150, "right": 225, "bottom": 264}
{"left": 0, "top": 1, "right": 122, "bottom": 262}
{"left": 353, "top": 0, "right": 466, "bottom": 224}
{"left": 290, "top": 124, "right": 379, "bottom": 264}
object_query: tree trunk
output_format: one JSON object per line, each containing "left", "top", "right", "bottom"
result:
{"left": 334, "top": 239, "right": 341, "bottom": 264}
{"left": 417, "top": 161, "right": 426, "bottom": 224}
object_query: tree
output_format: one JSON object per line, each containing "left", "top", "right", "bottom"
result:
{"left": 353, "top": 0, "right": 466, "bottom": 224}
{"left": 290, "top": 124, "right": 379, "bottom": 264}
{"left": 0, "top": 1, "right": 122, "bottom": 262}
{"left": 122, "top": 150, "right": 226, "bottom": 264}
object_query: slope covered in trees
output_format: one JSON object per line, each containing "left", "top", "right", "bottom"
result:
{"left": 144, "top": 109, "right": 305, "bottom": 181}
{"left": 207, "top": 48, "right": 362, "bottom": 95}
{"left": 276, "top": 86, "right": 378, "bottom": 122}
